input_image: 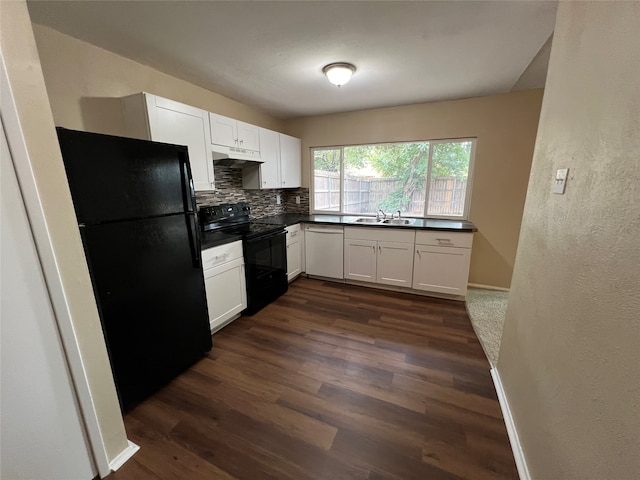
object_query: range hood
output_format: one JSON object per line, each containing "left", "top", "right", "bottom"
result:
{"left": 212, "top": 145, "right": 263, "bottom": 168}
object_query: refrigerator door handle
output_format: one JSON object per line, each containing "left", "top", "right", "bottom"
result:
{"left": 180, "top": 152, "right": 195, "bottom": 213}
{"left": 187, "top": 214, "right": 201, "bottom": 268}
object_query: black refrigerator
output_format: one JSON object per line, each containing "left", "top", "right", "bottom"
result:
{"left": 56, "top": 127, "right": 212, "bottom": 412}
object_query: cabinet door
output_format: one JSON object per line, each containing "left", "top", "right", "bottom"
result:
{"left": 413, "top": 245, "right": 471, "bottom": 296}
{"left": 237, "top": 121, "right": 260, "bottom": 152}
{"left": 377, "top": 241, "right": 414, "bottom": 287}
{"left": 286, "top": 239, "right": 302, "bottom": 282}
{"left": 210, "top": 113, "right": 237, "bottom": 148}
{"left": 344, "top": 239, "right": 377, "bottom": 283}
{"left": 279, "top": 133, "right": 301, "bottom": 188}
{"left": 203, "top": 258, "right": 247, "bottom": 333}
{"left": 148, "top": 96, "right": 214, "bottom": 191}
{"left": 258, "top": 128, "right": 280, "bottom": 188}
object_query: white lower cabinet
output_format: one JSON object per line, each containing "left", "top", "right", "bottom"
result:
{"left": 286, "top": 224, "right": 302, "bottom": 282}
{"left": 344, "top": 239, "right": 377, "bottom": 283}
{"left": 413, "top": 231, "right": 473, "bottom": 296}
{"left": 202, "top": 241, "right": 247, "bottom": 333}
{"left": 344, "top": 227, "right": 415, "bottom": 288}
{"left": 376, "top": 241, "right": 415, "bottom": 287}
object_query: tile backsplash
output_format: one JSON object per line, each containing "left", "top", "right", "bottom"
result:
{"left": 195, "top": 165, "right": 309, "bottom": 218}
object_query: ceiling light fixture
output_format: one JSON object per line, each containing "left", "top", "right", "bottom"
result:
{"left": 322, "top": 62, "right": 356, "bottom": 87}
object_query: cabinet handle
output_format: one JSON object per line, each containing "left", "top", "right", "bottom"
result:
{"left": 416, "top": 249, "right": 421, "bottom": 257}
{"left": 378, "top": 245, "right": 381, "bottom": 254}
{"left": 240, "top": 139, "right": 244, "bottom": 145}
{"left": 436, "top": 238, "right": 454, "bottom": 246}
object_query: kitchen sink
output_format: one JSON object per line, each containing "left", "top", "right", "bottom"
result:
{"left": 353, "top": 217, "right": 380, "bottom": 223}
{"left": 350, "top": 217, "right": 416, "bottom": 226}
{"left": 381, "top": 218, "right": 416, "bottom": 225}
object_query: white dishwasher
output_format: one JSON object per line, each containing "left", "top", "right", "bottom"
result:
{"left": 304, "top": 224, "right": 344, "bottom": 279}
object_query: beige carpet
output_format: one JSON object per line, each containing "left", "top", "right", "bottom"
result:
{"left": 465, "top": 288, "right": 509, "bottom": 366}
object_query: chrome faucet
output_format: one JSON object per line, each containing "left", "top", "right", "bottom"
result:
{"left": 377, "top": 209, "right": 386, "bottom": 220}
{"left": 397, "top": 210, "right": 401, "bottom": 219}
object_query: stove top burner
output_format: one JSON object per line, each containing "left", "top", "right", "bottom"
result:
{"left": 220, "top": 222, "right": 284, "bottom": 240}
{"left": 199, "top": 202, "right": 284, "bottom": 239}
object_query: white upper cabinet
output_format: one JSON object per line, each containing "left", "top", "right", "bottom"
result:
{"left": 243, "top": 128, "right": 280, "bottom": 189}
{"left": 243, "top": 128, "right": 302, "bottom": 190}
{"left": 122, "top": 93, "right": 214, "bottom": 191}
{"left": 209, "top": 113, "right": 260, "bottom": 153}
{"left": 279, "top": 133, "right": 301, "bottom": 188}
{"left": 236, "top": 121, "right": 260, "bottom": 152}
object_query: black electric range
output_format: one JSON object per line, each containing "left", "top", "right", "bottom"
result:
{"left": 199, "top": 203, "right": 288, "bottom": 315}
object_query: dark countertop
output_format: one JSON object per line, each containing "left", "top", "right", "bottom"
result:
{"left": 201, "top": 213, "right": 477, "bottom": 250}
{"left": 253, "top": 213, "right": 478, "bottom": 232}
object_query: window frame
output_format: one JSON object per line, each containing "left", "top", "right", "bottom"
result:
{"left": 310, "top": 138, "right": 477, "bottom": 220}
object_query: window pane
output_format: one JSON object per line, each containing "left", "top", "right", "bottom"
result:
{"left": 427, "top": 141, "right": 472, "bottom": 217}
{"left": 343, "top": 143, "right": 429, "bottom": 215}
{"left": 313, "top": 149, "right": 341, "bottom": 211}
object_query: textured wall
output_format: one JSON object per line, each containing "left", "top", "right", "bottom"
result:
{"left": 285, "top": 91, "right": 544, "bottom": 288}
{"left": 498, "top": 2, "right": 640, "bottom": 479}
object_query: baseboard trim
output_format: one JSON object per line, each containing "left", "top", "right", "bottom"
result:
{"left": 468, "top": 283, "right": 510, "bottom": 292}
{"left": 491, "top": 368, "right": 530, "bottom": 480}
{"left": 109, "top": 440, "right": 139, "bottom": 472}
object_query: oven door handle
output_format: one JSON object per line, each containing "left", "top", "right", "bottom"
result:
{"left": 245, "top": 229, "right": 286, "bottom": 243}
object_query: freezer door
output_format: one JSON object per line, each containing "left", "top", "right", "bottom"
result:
{"left": 80, "top": 214, "right": 211, "bottom": 411}
{"left": 57, "top": 127, "right": 195, "bottom": 224}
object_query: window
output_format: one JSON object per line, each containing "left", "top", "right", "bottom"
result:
{"left": 312, "top": 139, "right": 475, "bottom": 219}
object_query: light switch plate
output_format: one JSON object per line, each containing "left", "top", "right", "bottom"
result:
{"left": 276, "top": 194, "right": 281, "bottom": 204}
{"left": 553, "top": 168, "right": 569, "bottom": 194}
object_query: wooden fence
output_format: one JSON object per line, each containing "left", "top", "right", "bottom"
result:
{"left": 314, "top": 170, "right": 466, "bottom": 215}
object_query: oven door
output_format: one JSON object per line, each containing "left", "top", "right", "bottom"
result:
{"left": 243, "top": 229, "right": 288, "bottom": 315}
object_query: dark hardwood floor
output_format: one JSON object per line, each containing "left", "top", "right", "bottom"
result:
{"left": 109, "top": 277, "right": 517, "bottom": 480}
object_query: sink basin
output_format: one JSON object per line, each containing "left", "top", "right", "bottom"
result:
{"left": 353, "top": 217, "right": 380, "bottom": 223}
{"left": 381, "top": 218, "right": 416, "bottom": 225}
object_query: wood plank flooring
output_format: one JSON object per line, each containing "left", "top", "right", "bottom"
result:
{"left": 108, "top": 277, "right": 517, "bottom": 480}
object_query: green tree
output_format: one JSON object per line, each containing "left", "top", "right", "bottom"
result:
{"left": 431, "top": 142, "right": 471, "bottom": 179}
{"left": 345, "top": 143, "right": 429, "bottom": 212}
{"left": 313, "top": 148, "right": 341, "bottom": 172}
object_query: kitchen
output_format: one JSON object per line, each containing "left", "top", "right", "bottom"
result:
{"left": 3, "top": 2, "right": 639, "bottom": 480}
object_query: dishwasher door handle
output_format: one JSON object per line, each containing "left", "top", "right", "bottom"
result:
{"left": 305, "top": 228, "right": 344, "bottom": 234}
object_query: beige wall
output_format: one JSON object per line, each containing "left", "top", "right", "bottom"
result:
{"left": 285, "top": 90, "right": 543, "bottom": 288}
{"left": 499, "top": 2, "right": 640, "bottom": 479}
{"left": 31, "top": 24, "right": 284, "bottom": 136}
{"left": 1, "top": 1, "right": 128, "bottom": 466}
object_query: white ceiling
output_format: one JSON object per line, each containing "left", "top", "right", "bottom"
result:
{"left": 27, "top": 1, "right": 557, "bottom": 119}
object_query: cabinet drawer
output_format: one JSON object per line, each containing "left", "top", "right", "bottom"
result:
{"left": 202, "top": 240, "right": 244, "bottom": 270}
{"left": 415, "top": 231, "right": 473, "bottom": 248}
{"left": 285, "top": 223, "right": 301, "bottom": 243}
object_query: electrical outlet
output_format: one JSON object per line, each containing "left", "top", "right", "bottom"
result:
{"left": 553, "top": 168, "right": 569, "bottom": 194}
{"left": 276, "top": 194, "right": 281, "bottom": 205}
{"left": 295, "top": 196, "right": 300, "bottom": 204}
